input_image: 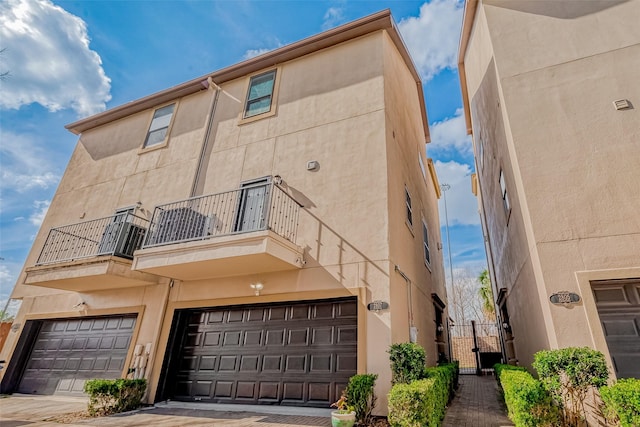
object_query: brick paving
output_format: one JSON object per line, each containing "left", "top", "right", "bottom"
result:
{"left": 443, "top": 374, "right": 513, "bottom": 427}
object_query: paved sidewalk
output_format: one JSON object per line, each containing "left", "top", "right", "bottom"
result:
{"left": 443, "top": 374, "right": 513, "bottom": 427}
{"left": 0, "top": 395, "right": 332, "bottom": 427}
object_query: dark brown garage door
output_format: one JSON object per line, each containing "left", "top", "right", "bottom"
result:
{"left": 167, "top": 298, "right": 357, "bottom": 406}
{"left": 18, "top": 315, "right": 136, "bottom": 395}
{"left": 592, "top": 279, "right": 640, "bottom": 379}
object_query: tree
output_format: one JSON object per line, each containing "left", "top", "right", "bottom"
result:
{"left": 478, "top": 269, "right": 495, "bottom": 321}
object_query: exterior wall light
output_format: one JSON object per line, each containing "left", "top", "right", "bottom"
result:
{"left": 273, "top": 175, "right": 283, "bottom": 185}
{"left": 250, "top": 283, "right": 264, "bottom": 296}
{"left": 437, "top": 324, "right": 444, "bottom": 333}
{"left": 502, "top": 322, "right": 511, "bottom": 332}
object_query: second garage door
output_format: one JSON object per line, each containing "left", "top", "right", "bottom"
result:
{"left": 166, "top": 298, "right": 358, "bottom": 406}
{"left": 18, "top": 315, "right": 136, "bottom": 395}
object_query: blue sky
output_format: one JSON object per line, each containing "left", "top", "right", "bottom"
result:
{"left": 0, "top": 0, "right": 486, "bottom": 309}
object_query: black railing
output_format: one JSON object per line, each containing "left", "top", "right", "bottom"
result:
{"left": 143, "top": 182, "right": 301, "bottom": 248}
{"left": 36, "top": 212, "right": 148, "bottom": 266}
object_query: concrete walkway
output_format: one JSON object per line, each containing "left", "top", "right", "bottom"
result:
{"left": 0, "top": 395, "right": 332, "bottom": 427}
{"left": 443, "top": 374, "right": 513, "bottom": 427}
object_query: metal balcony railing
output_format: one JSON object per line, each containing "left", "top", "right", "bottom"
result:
{"left": 36, "top": 212, "right": 149, "bottom": 266}
{"left": 143, "top": 182, "right": 301, "bottom": 248}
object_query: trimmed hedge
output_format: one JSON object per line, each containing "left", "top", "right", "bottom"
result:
{"left": 494, "top": 363, "right": 527, "bottom": 380}
{"left": 498, "top": 370, "right": 560, "bottom": 427}
{"left": 600, "top": 378, "right": 640, "bottom": 427}
{"left": 388, "top": 364, "right": 456, "bottom": 427}
{"left": 388, "top": 378, "right": 435, "bottom": 427}
{"left": 84, "top": 379, "right": 146, "bottom": 416}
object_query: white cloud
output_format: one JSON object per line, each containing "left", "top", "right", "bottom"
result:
{"left": 0, "top": 131, "right": 60, "bottom": 193}
{"left": 29, "top": 200, "right": 50, "bottom": 227}
{"left": 435, "top": 160, "right": 479, "bottom": 225}
{"left": 429, "top": 108, "right": 473, "bottom": 155}
{"left": 0, "top": 0, "right": 111, "bottom": 117}
{"left": 398, "top": 0, "right": 464, "bottom": 81}
{"left": 322, "top": 7, "right": 345, "bottom": 30}
{"left": 243, "top": 48, "right": 274, "bottom": 60}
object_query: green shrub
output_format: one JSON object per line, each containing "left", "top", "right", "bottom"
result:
{"left": 533, "top": 347, "right": 608, "bottom": 426}
{"left": 600, "top": 378, "right": 640, "bottom": 427}
{"left": 499, "top": 370, "right": 560, "bottom": 427}
{"left": 387, "top": 365, "right": 454, "bottom": 427}
{"left": 388, "top": 343, "right": 426, "bottom": 385}
{"left": 494, "top": 363, "right": 527, "bottom": 381}
{"left": 84, "top": 379, "right": 146, "bottom": 416}
{"left": 388, "top": 379, "right": 435, "bottom": 427}
{"left": 346, "top": 373, "right": 378, "bottom": 425}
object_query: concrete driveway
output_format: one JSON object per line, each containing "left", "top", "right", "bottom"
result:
{"left": 0, "top": 395, "right": 332, "bottom": 427}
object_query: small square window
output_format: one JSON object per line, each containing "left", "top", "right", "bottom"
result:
{"left": 144, "top": 103, "right": 175, "bottom": 148}
{"left": 405, "top": 187, "right": 413, "bottom": 227}
{"left": 244, "top": 70, "right": 277, "bottom": 118}
{"left": 422, "top": 220, "right": 431, "bottom": 265}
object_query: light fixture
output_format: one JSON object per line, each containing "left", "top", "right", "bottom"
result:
{"left": 437, "top": 324, "right": 444, "bottom": 333}
{"left": 250, "top": 282, "right": 264, "bottom": 296}
{"left": 273, "top": 175, "right": 283, "bottom": 185}
{"left": 502, "top": 322, "right": 511, "bottom": 332}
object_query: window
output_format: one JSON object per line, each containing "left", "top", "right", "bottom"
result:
{"left": 144, "top": 103, "right": 175, "bottom": 148}
{"left": 422, "top": 220, "right": 431, "bottom": 265}
{"left": 499, "top": 170, "right": 511, "bottom": 214}
{"left": 244, "top": 70, "right": 277, "bottom": 118}
{"left": 405, "top": 187, "right": 413, "bottom": 227}
{"left": 418, "top": 154, "right": 427, "bottom": 181}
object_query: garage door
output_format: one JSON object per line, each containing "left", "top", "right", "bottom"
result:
{"left": 18, "top": 315, "right": 137, "bottom": 395}
{"left": 592, "top": 279, "right": 640, "bottom": 379}
{"left": 167, "top": 298, "right": 357, "bottom": 406}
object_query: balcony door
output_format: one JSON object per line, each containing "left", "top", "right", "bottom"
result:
{"left": 235, "top": 178, "right": 270, "bottom": 233}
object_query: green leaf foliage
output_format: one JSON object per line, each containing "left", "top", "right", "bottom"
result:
{"left": 533, "top": 347, "right": 608, "bottom": 425}
{"left": 345, "top": 374, "right": 378, "bottom": 425}
{"left": 600, "top": 378, "right": 640, "bottom": 427}
{"left": 388, "top": 378, "right": 435, "bottom": 427}
{"left": 388, "top": 343, "right": 426, "bottom": 385}
{"left": 387, "top": 364, "right": 456, "bottom": 427}
{"left": 494, "top": 363, "right": 527, "bottom": 382}
{"left": 84, "top": 379, "right": 146, "bottom": 416}
{"left": 499, "top": 370, "right": 561, "bottom": 427}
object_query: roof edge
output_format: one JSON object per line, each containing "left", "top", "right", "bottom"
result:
{"left": 67, "top": 9, "right": 428, "bottom": 141}
{"left": 458, "top": 0, "right": 479, "bottom": 136}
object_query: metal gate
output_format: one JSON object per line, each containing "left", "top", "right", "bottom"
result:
{"left": 451, "top": 321, "right": 502, "bottom": 374}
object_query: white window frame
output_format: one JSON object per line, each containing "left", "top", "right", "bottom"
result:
{"left": 499, "top": 169, "right": 511, "bottom": 220}
{"left": 141, "top": 102, "right": 177, "bottom": 151}
{"left": 422, "top": 219, "right": 431, "bottom": 268}
{"left": 405, "top": 186, "right": 413, "bottom": 228}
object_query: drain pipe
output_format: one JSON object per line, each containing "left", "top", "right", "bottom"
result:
{"left": 190, "top": 77, "right": 220, "bottom": 198}
{"left": 394, "top": 265, "right": 417, "bottom": 343}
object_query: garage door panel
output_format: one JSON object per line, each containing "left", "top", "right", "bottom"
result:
{"left": 593, "top": 280, "right": 640, "bottom": 379}
{"left": 18, "top": 315, "right": 136, "bottom": 395}
{"left": 167, "top": 298, "right": 357, "bottom": 406}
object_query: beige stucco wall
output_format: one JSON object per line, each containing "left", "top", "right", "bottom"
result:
{"left": 463, "top": 0, "right": 640, "bottom": 371}
{"left": 3, "top": 29, "right": 444, "bottom": 412}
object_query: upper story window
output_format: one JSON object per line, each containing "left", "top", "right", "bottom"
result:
{"left": 405, "top": 187, "right": 413, "bottom": 227}
{"left": 499, "top": 169, "right": 511, "bottom": 217}
{"left": 422, "top": 220, "right": 431, "bottom": 266}
{"left": 144, "top": 103, "right": 175, "bottom": 148}
{"left": 244, "top": 70, "right": 277, "bottom": 118}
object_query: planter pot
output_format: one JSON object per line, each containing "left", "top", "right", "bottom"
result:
{"left": 331, "top": 411, "right": 356, "bottom": 427}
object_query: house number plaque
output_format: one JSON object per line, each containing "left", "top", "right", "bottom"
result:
{"left": 549, "top": 291, "right": 581, "bottom": 305}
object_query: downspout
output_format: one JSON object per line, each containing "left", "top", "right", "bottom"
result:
{"left": 394, "top": 265, "right": 417, "bottom": 343}
{"left": 190, "top": 77, "right": 220, "bottom": 198}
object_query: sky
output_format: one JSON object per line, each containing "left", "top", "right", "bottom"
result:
{"left": 0, "top": 0, "right": 486, "bottom": 311}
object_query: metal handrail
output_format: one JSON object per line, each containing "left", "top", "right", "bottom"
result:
{"left": 143, "top": 183, "right": 300, "bottom": 248}
{"left": 35, "top": 212, "right": 149, "bottom": 266}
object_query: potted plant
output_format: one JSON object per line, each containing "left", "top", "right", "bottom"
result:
{"left": 331, "top": 391, "right": 356, "bottom": 427}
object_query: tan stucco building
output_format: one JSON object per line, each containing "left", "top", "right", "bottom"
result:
{"left": 0, "top": 11, "right": 448, "bottom": 411}
{"left": 460, "top": 0, "right": 640, "bottom": 378}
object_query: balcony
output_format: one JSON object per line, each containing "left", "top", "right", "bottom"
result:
{"left": 132, "top": 181, "right": 305, "bottom": 280}
{"left": 24, "top": 212, "right": 157, "bottom": 291}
